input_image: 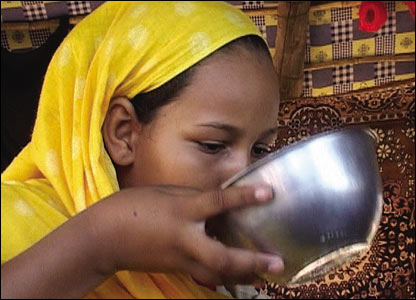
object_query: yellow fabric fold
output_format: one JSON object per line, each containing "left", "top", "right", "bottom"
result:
{"left": 1, "top": 1, "right": 263, "bottom": 298}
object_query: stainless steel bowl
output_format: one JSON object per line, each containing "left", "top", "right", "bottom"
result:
{"left": 208, "top": 128, "right": 383, "bottom": 286}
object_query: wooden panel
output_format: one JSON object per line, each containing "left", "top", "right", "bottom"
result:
{"left": 274, "top": 1, "right": 311, "bottom": 101}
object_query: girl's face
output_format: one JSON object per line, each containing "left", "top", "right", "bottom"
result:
{"left": 107, "top": 48, "right": 280, "bottom": 191}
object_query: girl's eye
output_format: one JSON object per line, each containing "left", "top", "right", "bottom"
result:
{"left": 197, "top": 142, "right": 226, "bottom": 154}
{"left": 252, "top": 145, "right": 272, "bottom": 158}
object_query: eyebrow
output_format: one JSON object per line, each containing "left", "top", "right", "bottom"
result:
{"left": 196, "top": 122, "right": 278, "bottom": 139}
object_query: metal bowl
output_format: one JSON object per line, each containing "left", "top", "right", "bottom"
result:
{"left": 207, "top": 127, "right": 383, "bottom": 286}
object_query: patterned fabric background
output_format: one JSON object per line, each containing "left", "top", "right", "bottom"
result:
{"left": 228, "top": 1, "right": 279, "bottom": 10}
{"left": 241, "top": 1, "right": 415, "bottom": 97}
{"left": 1, "top": 1, "right": 104, "bottom": 52}
{"left": 253, "top": 80, "right": 415, "bottom": 299}
{"left": 303, "top": 1, "right": 415, "bottom": 97}
{"left": 1, "top": 1, "right": 414, "bottom": 97}
{"left": 0, "top": 1, "right": 104, "bottom": 22}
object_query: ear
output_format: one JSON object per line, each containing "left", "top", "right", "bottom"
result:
{"left": 102, "top": 97, "right": 142, "bottom": 166}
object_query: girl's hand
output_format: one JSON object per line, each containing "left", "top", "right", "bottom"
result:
{"left": 91, "top": 185, "right": 284, "bottom": 285}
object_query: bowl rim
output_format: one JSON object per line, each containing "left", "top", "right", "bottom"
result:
{"left": 221, "top": 126, "right": 377, "bottom": 189}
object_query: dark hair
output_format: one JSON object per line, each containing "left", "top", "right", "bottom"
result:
{"left": 130, "top": 35, "right": 271, "bottom": 124}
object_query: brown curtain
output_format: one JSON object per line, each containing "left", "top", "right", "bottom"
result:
{"left": 260, "top": 80, "right": 415, "bottom": 299}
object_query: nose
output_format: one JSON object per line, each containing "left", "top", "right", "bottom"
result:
{"left": 220, "top": 151, "right": 251, "bottom": 184}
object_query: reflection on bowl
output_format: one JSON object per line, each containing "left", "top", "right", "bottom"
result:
{"left": 207, "top": 128, "right": 383, "bottom": 286}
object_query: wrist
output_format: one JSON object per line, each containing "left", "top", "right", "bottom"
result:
{"left": 82, "top": 195, "right": 119, "bottom": 277}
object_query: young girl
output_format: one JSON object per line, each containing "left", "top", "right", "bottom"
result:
{"left": 1, "top": 2, "right": 283, "bottom": 298}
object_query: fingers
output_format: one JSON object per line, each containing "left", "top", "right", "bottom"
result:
{"left": 187, "top": 262, "right": 223, "bottom": 286}
{"left": 188, "top": 262, "right": 258, "bottom": 286}
{"left": 185, "top": 234, "right": 284, "bottom": 285}
{"left": 192, "top": 185, "right": 273, "bottom": 220}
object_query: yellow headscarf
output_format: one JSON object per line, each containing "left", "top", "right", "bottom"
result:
{"left": 1, "top": 1, "right": 263, "bottom": 298}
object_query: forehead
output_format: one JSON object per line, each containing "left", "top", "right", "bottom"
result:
{"left": 163, "top": 49, "right": 280, "bottom": 125}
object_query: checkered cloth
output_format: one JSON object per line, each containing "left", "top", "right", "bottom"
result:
{"left": 333, "top": 41, "right": 353, "bottom": 60}
{"left": 305, "top": 27, "right": 311, "bottom": 64}
{"left": 249, "top": 15, "right": 266, "bottom": 36}
{"left": 67, "top": 1, "right": 91, "bottom": 16}
{"left": 1, "top": 1, "right": 104, "bottom": 22}
{"left": 242, "top": 1, "right": 264, "bottom": 10}
{"left": 331, "top": 13, "right": 353, "bottom": 61}
{"left": 1, "top": 1, "right": 414, "bottom": 97}
{"left": 1, "top": 29, "right": 10, "bottom": 51}
{"left": 303, "top": 70, "right": 313, "bottom": 97}
{"left": 306, "top": 1, "right": 414, "bottom": 96}
{"left": 22, "top": 1, "right": 48, "bottom": 21}
{"left": 375, "top": 2, "right": 397, "bottom": 56}
{"left": 331, "top": 7, "right": 352, "bottom": 22}
{"left": 333, "top": 65, "right": 354, "bottom": 94}
{"left": 29, "top": 28, "right": 50, "bottom": 47}
{"left": 331, "top": 20, "right": 353, "bottom": 43}
{"left": 375, "top": 62, "right": 396, "bottom": 85}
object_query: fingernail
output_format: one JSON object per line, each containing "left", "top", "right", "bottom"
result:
{"left": 267, "top": 257, "right": 284, "bottom": 274}
{"left": 255, "top": 186, "right": 273, "bottom": 202}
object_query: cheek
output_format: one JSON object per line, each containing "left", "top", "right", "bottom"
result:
{"left": 135, "top": 139, "right": 226, "bottom": 190}
{"left": 164, "top": 147, "right": 227, "bottom": 190}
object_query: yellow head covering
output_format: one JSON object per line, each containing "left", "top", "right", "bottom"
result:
{"left": 1, "top": 1, "right": 263, "bottom": 298}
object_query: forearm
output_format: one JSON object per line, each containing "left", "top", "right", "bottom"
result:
{"left": 1, "top": 207, "right": 111, "bottom": 299}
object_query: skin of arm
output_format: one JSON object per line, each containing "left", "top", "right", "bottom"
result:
{"left": 1, "top": 198, "right": 111, "bottom": 299}
{"left": 1, "top": 185, "right": 282, "bottom": 299}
